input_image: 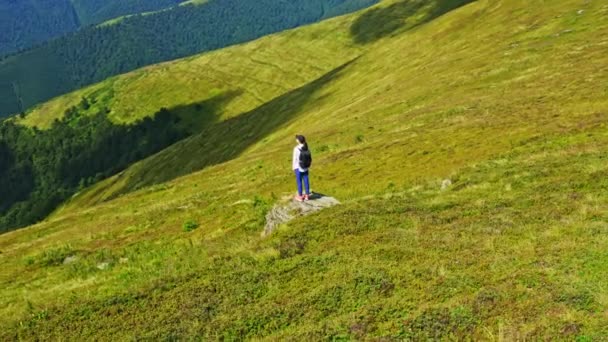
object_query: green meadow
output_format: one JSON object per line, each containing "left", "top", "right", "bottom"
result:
{"left": 1, "top": 0, "right": 608, "bottom": 339}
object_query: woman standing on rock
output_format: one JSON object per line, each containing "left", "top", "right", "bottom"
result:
{"left": 293, "top": 135, "right": 312, "bottom": 201}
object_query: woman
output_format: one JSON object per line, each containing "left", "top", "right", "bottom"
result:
{"left": 293, "top": 135, "right": 312, "bottom": 201}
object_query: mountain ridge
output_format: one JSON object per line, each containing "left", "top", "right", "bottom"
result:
{"left": 0, "top": 0, "right": 378, "bottom": 118}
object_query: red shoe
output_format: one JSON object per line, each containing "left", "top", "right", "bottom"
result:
{"left": 294, "top": 195, "right": 304, "bottom": 202}
{"left": 303, "top": 194, "right": 310, "bottom": 201}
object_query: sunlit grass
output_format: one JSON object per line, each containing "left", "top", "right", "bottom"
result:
{"left": 1, "top": 0, "right": 608, "bottom": 339}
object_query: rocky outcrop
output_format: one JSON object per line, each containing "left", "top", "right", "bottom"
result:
{"left": 262, "top": 193, "right": 340, "bottom": 237}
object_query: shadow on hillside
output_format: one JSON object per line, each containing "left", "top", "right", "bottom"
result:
{"left": 0, "top": 91, "right": 245, "bottom": 232}
{"left": 169, "top": 89, "right": 244, "bottom": 134}
{"left": 101, "top": 59, "right": 358, "bottom": 199}
{"left": 350, "top": 0, "right": 476, "bottom": 44}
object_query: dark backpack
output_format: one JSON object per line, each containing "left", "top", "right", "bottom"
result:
{"left": 299, "top": 148, "right": 312, "bottom": 169}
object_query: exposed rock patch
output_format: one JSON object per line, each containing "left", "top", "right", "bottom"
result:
{"left": 262, "top": 193, "right": 340, "bottom": 237}
{"left": 97, "top": 262, "right": 110, "bottom": 270}
{"left": 63, "top": 256, "right": 78, "bottom": 265}
{"left": 441, "top": 179, "right": 452, "bottom": 191}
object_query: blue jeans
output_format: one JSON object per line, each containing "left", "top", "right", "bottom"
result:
{"left": 295, "top": 169, "right": 310, "bottom": 196}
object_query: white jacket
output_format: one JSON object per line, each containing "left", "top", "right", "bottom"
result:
{"left": 293, "top": 144, "right": 309, "bottom": 172}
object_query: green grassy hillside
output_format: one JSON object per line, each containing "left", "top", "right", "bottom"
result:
{"left": 2, "top": 0, "right": 608, "bottom": 339}
{"left": 0, "top": 0, "right": 377, "bottom": 118}
{"left": 20, "top": 15, "right": 365, "bottom": 129}
{"left": 0, "top": 13, "right": 366, "bottom": 232}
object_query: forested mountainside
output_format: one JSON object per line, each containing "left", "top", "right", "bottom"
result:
{"left": 0, "top": 0, "right": 377, "bottom": 118}
{"left": 0, "top": 104, "right": 188, "bottom": 233}
{"left": 70, "top": 0, "right": 185, "bottom": 26}
{"left": 0, "top": 0, "right": 187, "bottom": 57}
{"left": 0, "top": 0, "right": 79, "bottom": 56}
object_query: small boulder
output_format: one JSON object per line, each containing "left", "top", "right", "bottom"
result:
{"left": 97, "top": 262, "right": 110, "bottom": 270}
{"left": 262, "top": 193, "right": 340, "bottom": 237}
{"left": 441, "top": 179, "right": 452, "bottom": 191}
{"left": 63, "top": 256, "right": 78, "bottom": 265}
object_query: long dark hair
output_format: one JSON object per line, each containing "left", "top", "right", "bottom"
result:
{"left": 296, "top": 134, "right": 309, "bottom": 151}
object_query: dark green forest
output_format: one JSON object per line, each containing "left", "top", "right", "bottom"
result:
{"left": 0, "top": 0, "right": 187, "bottom": 57}
{"left": 71, "top": 0, "right": 184, "bottom": 26}
{"left": 0, "top": 102, "right": 188, "bottom": 233}
{"left": 0, "top": 0, "right": 377, "bottom": 117}
{"left": 0, "top": 0, "right": 79, "bottom": 57}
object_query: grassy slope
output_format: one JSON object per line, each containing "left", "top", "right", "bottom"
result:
{"left": 19, "top": 15, "right": 363, "bottom": 130}
{"left": 2, "top": 0, "right": 608, "bottom": 339}
{"left": 0, "top": 0, "right": 377, "bottom": 119}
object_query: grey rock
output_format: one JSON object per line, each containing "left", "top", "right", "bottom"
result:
{"left": 262, "top": 193, "right": 340, "bottom": 237}
{"left": 441, "top": 179, "right": 452, "bottom": 191}
{"left": 63, "top": 256, "right": 78, "bottom": 265}
{"left": 97, "top": 262, "right": 110, "bottom": 270}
